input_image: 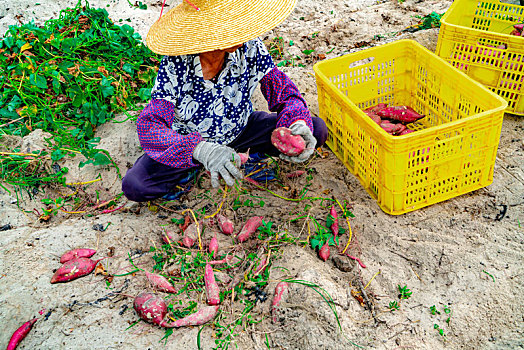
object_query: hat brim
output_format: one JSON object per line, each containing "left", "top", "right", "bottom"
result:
{"left": 146, "top": 0, "right": 298, "bottom": 55}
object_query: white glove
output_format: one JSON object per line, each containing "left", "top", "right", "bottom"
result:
{"left": 193, "top": 141, "right": 243, "bottom": 188}
{"left": 280, "top": 120, "right": 317, "bottom": 163}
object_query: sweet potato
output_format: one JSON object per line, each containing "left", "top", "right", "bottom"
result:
{"left": 239, "top": 149, "right": 250, "bottom": 165}
{"left": 378, "top": 106, "right": 424, "bottom": 123}
{"left": 330, "top": 205, "right": 339, "bottom": 238}
{"left": 364, "top": 110, "right": 381, "bottom": 124}
{"left": 183, "top": 222, "right": 198, "bottom": 248}
{"left": 237, "top": 216, "right": 264, "bottom": 243}
{"left": 271, "top": 127, "right": 306, "bottom": 156}
{"left": 380, "top": 120, "right": 405, "bottom": 135}
{"left": 398, "top": 128, "right": 415, "bottom": 136}
{"left": 7, "top": 318, "right": 37, "bottom": 350}
{"left": 133, "top": 292, "right": 168, "bottom": 327}
{"left": 59, "top": 248, "right": 96, "bottom": 264}
{"left": 134, "top": 293, "right": 219, "bottom": 328}
{"left": 209, "top": 235, "right": 218, "bottom": 258}
{"left": 365, "top": 103, "right": 387, "bottom": 114}
{"left": 50, "top": 257, "right": 102, "bottom": 283}
{"left": 204, "top": 263, "right": 220, "bottom": 305}
{"left": 271, "top": 282, "right": 289, "bottom": 323}
{"left": 254, "top": 255, "right": 269, "bottom": 276}
{"left": 168, "top": 305, "right": 219, "bottom": 327}
{"left": 319, "top": 242, "right": 330, "bottom": 261}
{"left": 217, "top": 214, "right": 234, "bottom": 235}
{"left": 145, "top": 271, "right": 176, "bottom": 293}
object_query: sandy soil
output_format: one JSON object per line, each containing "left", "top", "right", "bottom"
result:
{"left": 1, "top": 0, "right": 523, "bottom": 349}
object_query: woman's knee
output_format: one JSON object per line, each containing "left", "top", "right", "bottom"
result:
{"left": 312, "top": 117, "right": 328, "bottom": 146}
{"left": 122, "top": 171, "right": 151, "bottom": 202}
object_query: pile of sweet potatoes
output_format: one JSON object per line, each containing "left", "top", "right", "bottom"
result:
{"left": 363, "top": 103, "right": 423, "bottom": 135}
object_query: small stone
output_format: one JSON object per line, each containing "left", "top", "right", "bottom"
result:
{"left": 333, "top": 256, "right": 352, "bottom": 272}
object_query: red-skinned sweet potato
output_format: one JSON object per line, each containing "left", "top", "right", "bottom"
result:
{"left": 380, "top": 120, "right": 405, "bottom": 135}
{"left": 237, "top": 216, "right": 264, "bottom": 243}
{"left": 183, "top": 222, "right": 198, "bottom": 248}
{"left": 169, "top": 305, "right": 219, "bottom": 327}
{"left": 378, "top": 106, "right": 424, "bottom": 123}
{"left": 133, "top": 292, "right": 169, "bottom": 326}
{"left": 330, "top": 206, "right": 339, "bottom": 238}
{"left": 217, "top": 214, "right": 234, "bottom": 235}
{"left": 51, "top": 257, "right": 103, "bottom": 283}
{"left": 145, "top": 271, "right": 176, "bottom": 293}
{"left": 134, "top": 293, "right": 219, "bottom": 328}
{"left": 319, "top": 242, "right": 330, "bottom": 261}
{"left": 7, "top": 318, "right": 37, "bottom": 350}
{"left": 272, "top": 282, "right": 289, "bottom": 323}
{"left": 209, "top": 235, "right": 218, "bottom": 258}
{"left": 271, "top": 127, "right": 306, "bottom": 156}
{"left": 205, "top": 263, "right": 220, "bottom": 305}
{"left": 59, "top": 248, "right": 96, "bottom": 263}
{"left": 398, "top": 128, "right": 415, "bottom": 136}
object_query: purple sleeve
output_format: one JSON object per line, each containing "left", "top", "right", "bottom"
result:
{"left": 259, "top": 66, "right": 313, "bottom": 132}
{"left": 137, "top": 99, "right": 202, "bottom": 168}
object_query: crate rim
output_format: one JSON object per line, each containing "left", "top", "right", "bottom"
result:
{"left": 440, "top": 0, "right": 524, "bottom": 41}
{"left": 313, "top": 39, "right": 508, "bottom": 135}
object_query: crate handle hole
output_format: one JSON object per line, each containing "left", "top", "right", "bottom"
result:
{"left": 349, "top": 57, "right": 375, "bottom": 69}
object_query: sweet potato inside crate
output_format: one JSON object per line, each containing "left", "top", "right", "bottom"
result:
{"left": 313, "top": 40, "right": 507, "bottom": 215}
{"left": 436, "top": 0, "right": 524, "bottom": 114}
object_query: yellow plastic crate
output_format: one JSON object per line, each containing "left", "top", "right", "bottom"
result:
{"left": 313, "top": 39, "right": 507, "bottom": 215}
{"left": 436, "top": 0, "right": 524, "bottom": 114}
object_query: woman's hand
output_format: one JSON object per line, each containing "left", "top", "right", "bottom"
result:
{"left": 280, "top": 120, "right": 316, "bottom": 163}
{"left": 193, "top": 141, "right": 243, "bottom": 188}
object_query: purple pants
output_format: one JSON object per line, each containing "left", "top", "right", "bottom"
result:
{"left": 122, "top": 111, "right": 328, "bottom": 202}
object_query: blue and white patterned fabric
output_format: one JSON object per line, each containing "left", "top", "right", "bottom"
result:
{"left": 151, "top": 38, "right": 275, "bottom": 145}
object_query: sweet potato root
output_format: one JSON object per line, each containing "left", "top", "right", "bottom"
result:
{"left": 134, "top": 292, "right": 219, "bottom": 328}
{"left": 272, "top": 282, "right": 289, "bottom": 323}
{"left": 330, "top": 205, "right": 339, "bottom": 238}
{"left": 133, "top": 292, "right": 168, "bottom": 327}
{"left": 59, "top": 248, "right": 96, "bottom": 264}
{"left": 319, "top": 242, "right": 330, "bottom": 261}
{"left": 237, "top": 216, "right": 264, "bottom": 243}
{"left": 168, "top": 305, "right": 219, "bottom": 327}
{"left": 271, "top": 127, "right": 306, "bottom": 156}
{"left": 183, "top": 222, "right": 198, "bottom": 248}
{"left": 378, "top": 106, "right": 424, "bottom": 123}
{"left": 209, "top": 235, "right": 218, "bottom": 258}
{"left": 217, "top": 214, "right": 234, "bottom": 235}
{"left": 7, "top": 318, "right": 37, "bottom": 350}
{"left": 145, "top": 271, "right": 176, "bottom": 293}
{"left": 205, "top": 263, "right": 220, "bottom": 305}
{"left": 51, "top": 257, "right": 102, "bottom": 283}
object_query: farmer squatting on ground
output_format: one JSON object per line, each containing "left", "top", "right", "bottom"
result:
{"left": 122, "top": 0, "right": 328, "bottom": 202}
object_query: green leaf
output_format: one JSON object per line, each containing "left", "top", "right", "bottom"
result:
{"left": 138, "top": 88, "right": 151, "bottom": 101}
{"left": 289, "top": 40, "right": 294, "bottom": 46}
{"left": 311, "top": 238, "right": 321, "bottom": 250}
{"left": 122, "top": 63, "right": 134, "bottom": 74}
{"left": 51, "top": 149, "right": 65, "bottom": 161}
{"left": 100, "top": 76, "right": 114, "bottom": 97}
{"left": 29, "top": 73, "right": 48, "bottom": 89}
{"left": 302, "top": 49, "right": 315, "bottom": 55}
{"left": 326, "top": 213, "right": 335, "bottom": 228}
{"left": 276, "top": 60, "right": 288, "bottom": 67}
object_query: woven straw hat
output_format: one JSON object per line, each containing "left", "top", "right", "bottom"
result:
{"left": 146, "top": 0, "right": 298, "bottom": 55}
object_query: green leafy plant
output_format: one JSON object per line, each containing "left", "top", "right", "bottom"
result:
{"left": 0, "top": 1, "right": 159, "bottom": 195}
{"left": 398, "top": 285, "right": 412, "bottom": 299}
{"left": 388, "top": 301, "right": 400, "bottom": 311}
